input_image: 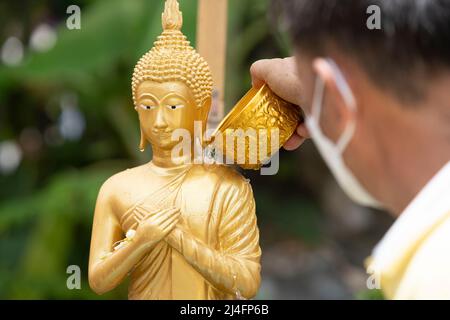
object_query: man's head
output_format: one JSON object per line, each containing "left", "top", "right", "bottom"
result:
{"left": 276, "top": 0, "right": 450, "bottom": 103}
{"left": 275, "top": 0, "right": 450, "bottom": 213}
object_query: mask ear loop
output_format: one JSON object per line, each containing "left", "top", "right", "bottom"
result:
{"left": 336, "top": 113, "right": 356, "bottom": 154}
{"left": 310, "top": 71, "right": 355, "bottom": 154}
{"left": 311, "top": 76, "right": 325, "bottom": 120}
{"left": 325, "top": 58, "right": 357, "bottom": 154}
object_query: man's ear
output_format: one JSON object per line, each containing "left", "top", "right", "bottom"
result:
{"left": 312, "top": 58, "right": 356, "bottom": 142}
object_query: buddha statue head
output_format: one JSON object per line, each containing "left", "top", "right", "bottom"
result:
{"left": 132, "top": 0, "right": 213, "bottom": 157}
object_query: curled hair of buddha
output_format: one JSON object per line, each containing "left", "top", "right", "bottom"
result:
{"left": 132, "top": 0, "right": 213, "bottom": 108}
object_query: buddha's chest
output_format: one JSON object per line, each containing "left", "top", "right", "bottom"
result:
{"left": 116, "top": 177, "right": 220, "bottom": 244}
{"left": 176, "top": 183, "right": 219, "bottom": 242}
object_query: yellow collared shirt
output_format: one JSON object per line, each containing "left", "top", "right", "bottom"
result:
{"left": 367, "top": 161, "right": 450, "bottom": 299}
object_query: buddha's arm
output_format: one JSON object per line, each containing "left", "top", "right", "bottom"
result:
{"left": 88, "top": 186, "right": 151, "bottom": 295}
{"left": 166, "top": 180, "right": 261, "bottom": 299}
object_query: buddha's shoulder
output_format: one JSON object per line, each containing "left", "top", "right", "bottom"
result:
{"left": 97, "top": 164, "right": 149, "bottom": 196}
{"left": 187, "top": 164, "right": 251, "bottom": 190}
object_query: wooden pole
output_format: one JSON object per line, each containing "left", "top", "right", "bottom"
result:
{"left": 196, "top": 0, "right": 228, "bottom": 129}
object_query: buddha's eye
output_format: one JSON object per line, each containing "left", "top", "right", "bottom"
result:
{"left": 166, "top": 104, "right": 184, "bottom": 110}
{"left": 140, "top": 104, "right": 156, "bottom": 110}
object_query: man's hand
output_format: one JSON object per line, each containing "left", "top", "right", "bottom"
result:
{"left": 134, "top": 206, "right": 181, "bottom": 249}
{"left": 250, "top": 57, "right": 309, "bottom": 151}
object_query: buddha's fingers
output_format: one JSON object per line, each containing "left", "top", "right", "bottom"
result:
{"left": 159, "top": 218, "right": 180, "bottom": 237}
{"left": 138, "top": 207, "right": 179, "bottom": 226}
{"left": 135, "top": 205, "right": 158, "bottom": 217}
{"left": 153, "top": 208, "right": 181, "bottom": 226}
{"left": 134, "top": 206, "right": 148, "bottom": 220}
{"left": 160, "top": 214, "right": 180, "bottom": 231}
{"left": 137, "top": 206, "right": 176, "bottom": 220}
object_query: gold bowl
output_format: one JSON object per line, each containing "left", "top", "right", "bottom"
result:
{"left": 210, "top": 84, "right": 302, "bottom": 170}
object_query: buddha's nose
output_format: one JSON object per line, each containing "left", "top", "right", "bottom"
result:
{"left": 154, "top": 108, "right": 168, "bottom": 130}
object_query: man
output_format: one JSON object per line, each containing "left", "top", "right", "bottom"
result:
{"left": 250, "top": 0, "right": 450, "bottom": 299}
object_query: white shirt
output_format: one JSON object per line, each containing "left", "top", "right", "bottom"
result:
{"left": 371, "top": 161, "right": 450, "bottom": 271}
{"left": 367, "top": 161, "right": 450, "bottom": 299}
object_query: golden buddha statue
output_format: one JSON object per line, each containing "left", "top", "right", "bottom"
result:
{"left": 88, "top": 0, "right": 261, "bottom": 300}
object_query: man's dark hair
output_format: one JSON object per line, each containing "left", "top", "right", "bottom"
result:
{"left": 274, "top": 0, "right": 450, "bottom": 103}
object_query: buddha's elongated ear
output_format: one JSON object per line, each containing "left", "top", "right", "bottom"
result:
{"left": 199, "top": 96, "right": 212, "bottom": 120}
{"left": 139, "top": 126, "right": 147, "bottom": 152}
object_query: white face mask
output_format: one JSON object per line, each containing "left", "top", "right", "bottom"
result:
{"left": 305, "top": 59, "right": 382, "bottom": 209}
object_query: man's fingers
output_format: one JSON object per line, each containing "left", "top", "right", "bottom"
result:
{"left": 250, "top": 57, "right": 303, "bottom": 106}
{"left": 250, "top": 59, "right": 270, "bottom": 89}
{"left": 283, "top": 133, "right": 306, "bottom": 151}
{"left": 296, "top": 123, "right": 310, "bottom": 139}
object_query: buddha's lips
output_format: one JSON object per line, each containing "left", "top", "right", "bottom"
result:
{"left": 153, "top": 130, "right": 173, "bottom": 137}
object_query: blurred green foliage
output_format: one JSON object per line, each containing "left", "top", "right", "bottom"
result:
{"left": 356, "top": 289, "right": 385, "bottom": 300}
{"left": 0, "top": 0, "right": 323, "bottom": 299}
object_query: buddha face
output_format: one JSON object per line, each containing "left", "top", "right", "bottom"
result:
{"left": 136, "top": 81, "right": 211, "bottom": 151}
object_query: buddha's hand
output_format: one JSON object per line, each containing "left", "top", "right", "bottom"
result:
{"left": 250, "top": 57, "right": 310, "bottom": 151}
{"left": 134, "top": 207, "right": 181, "bottom": 249}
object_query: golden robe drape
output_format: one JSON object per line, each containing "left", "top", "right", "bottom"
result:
{"left": 120, "top": 164, "right": 261, "bottom": 300}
